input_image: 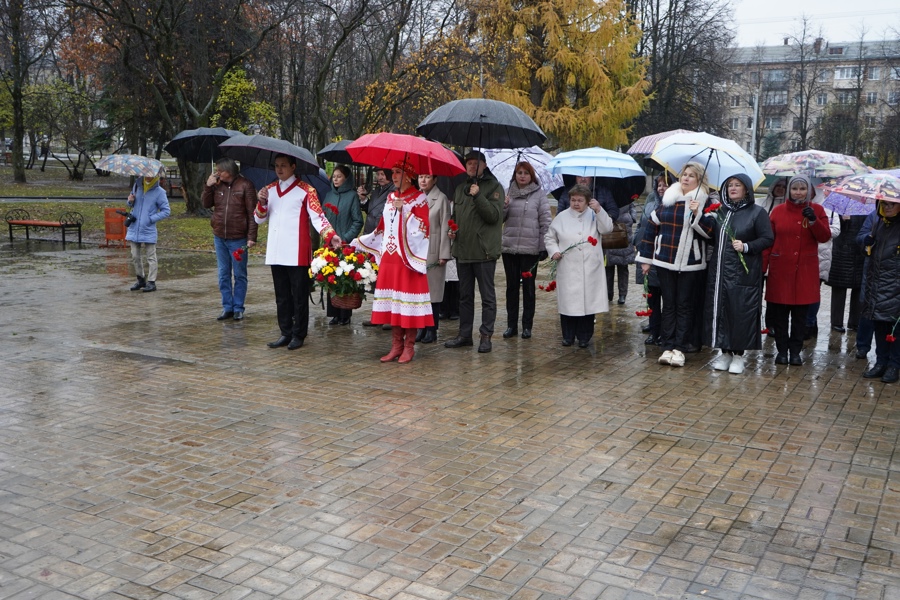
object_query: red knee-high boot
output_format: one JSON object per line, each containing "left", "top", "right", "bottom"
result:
{"left": 380, "top": 327, "right": 404, "bottom": 362}
{"left": 398, "top": 328, "right": 416, "bottom": 364}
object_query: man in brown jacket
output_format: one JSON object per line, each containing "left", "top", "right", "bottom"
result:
{"left": 202, "top": 158, "right": 258, "bottom": 321}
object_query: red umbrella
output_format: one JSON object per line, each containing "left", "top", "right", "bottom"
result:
{"left": 346, "top": 133, "right": 465, "bottom": 177}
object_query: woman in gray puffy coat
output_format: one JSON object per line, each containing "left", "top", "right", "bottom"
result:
{"left": 501, "top": 162, "right": 552, "bottom": 339}
{"left": 606, "top": 202, "right": 637, "bottom": 304}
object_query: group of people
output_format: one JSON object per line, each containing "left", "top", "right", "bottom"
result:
{"left": 124, "top": 151, "right": 900, "bottom": 381}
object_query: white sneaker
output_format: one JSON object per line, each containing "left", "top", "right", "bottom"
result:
{"left": 711, "top": 352, "right": 732, "bottom": 371}
{"left": 728, "top": 355, "right": 745, "bottom": 374}
{"left": 658, "top": 350, "right": 673, "bottom": 365}
{"left": 669, "top": 349, "right": 685, "bottom": 367}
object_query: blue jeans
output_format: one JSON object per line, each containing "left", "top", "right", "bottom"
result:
{"left": 214, "top": 236, "right": 248, "bottom": 311}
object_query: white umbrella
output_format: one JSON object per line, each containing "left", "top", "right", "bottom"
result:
{"left": 477, "top": 146, "right": 564, "bottom": 193}
{"left": 650, "top": 132, "right": 764, "bottom": 190}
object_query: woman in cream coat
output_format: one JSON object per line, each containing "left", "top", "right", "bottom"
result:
{"left": 544, "top": 183, "right": 614, "bottom": 347}
{"left": 417, "top": 174, "right": 452, "bottom": 343}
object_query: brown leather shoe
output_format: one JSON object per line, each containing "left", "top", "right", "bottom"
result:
{"left": 477, "top": 334, "right": 492, "bottom": 353}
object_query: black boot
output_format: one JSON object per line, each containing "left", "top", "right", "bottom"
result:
{"left": 130, "top": 276, "right": 146, "bottom": 291}
{"left": 421, "top": 327, "right": 437, "bottom": 344}
{"left": 415, "top": 329, "right": 426, "bottom": 342}
{"left": 143, "top": 281, "right": 157, "bottom": 292}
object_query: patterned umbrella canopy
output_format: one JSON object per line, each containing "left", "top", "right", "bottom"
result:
{"left": 96, "top": 154, "right": 165, "bottom": 178}
{"left": 761, "top": 150, "right": 870, "bottom": 178}
{"left": 828, "top": 172, "right": 900, "bottom": 205}
{"left": 822, "top": 192, "right": 877, "bottom": 216}
{"left": 476, "top": 146, "right": 564, "bottom": 194}
{"left": 626, "top": 129, "right": 693, "bottom": 155}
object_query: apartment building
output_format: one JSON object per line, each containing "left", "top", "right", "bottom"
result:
{"left": 724, "top": 38, "right": 900, "bottom": 159}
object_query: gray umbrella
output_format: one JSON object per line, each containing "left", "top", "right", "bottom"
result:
{"left": 416, "top": 98, "right": 546, "bottom": 149}
{"left": 164, "top": 127, "right": 242, "bottom": 163}
{"left": 317, "top": 139, "right": 356, "bottom": 164}
{"left": 218, "top": 134, "right": 319, "bottom": 174}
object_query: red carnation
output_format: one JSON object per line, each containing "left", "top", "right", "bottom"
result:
{"left": 703, "top": 202, "right": 722, "bottom": 214}
{"left": 631, "top": 194, "right": 639, "bottom": 201}
{"left": 546, "top": 280, "right": 557, "bottom": 291}
{"left": 325, "top": 203, "right": 339, "bottom": 214}
{"left": 888, "top": 334, "right": 897, "bottom": 342}
{"left": 352, "top": 271, "right": 362, "bottom": 281}
{"left": 316, "top": 273, "right": 325, "bottom": 282}
{"left": 232, "top": 250, "right": 242, "bottom": 261}
{"left": 342, "top": 246, "right": 353, "bottom": 256}
{"left": 587, "top": 236, "right": 598, "bottom": 246}
{"left": 448, "top": 219, "right": 459, "bottom": 232}
{"left": 521, "top": 271, "right": 533, "bottom": 279}
{"left": 760, "top": 328, "right": 769, "bottom": 334}
{"left": 327, "top": 274, "right": 336, "bottom": 285}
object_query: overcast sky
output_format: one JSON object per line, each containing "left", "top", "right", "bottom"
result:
{"left": 732, "top": 0, "right": 900, "bottom": 47}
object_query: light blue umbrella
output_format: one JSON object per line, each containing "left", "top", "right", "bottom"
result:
{"left": 547, "top": 147, "right": 646, "bottom": 179}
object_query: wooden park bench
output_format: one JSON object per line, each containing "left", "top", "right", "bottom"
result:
{"left": 5, "top": 209, "right": 84, "bottom": 245}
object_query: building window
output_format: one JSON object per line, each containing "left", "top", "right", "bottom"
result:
{"left": 836, "top": 91, "right": 855, "bottom": 104}
{"left": 747, "top": 117, "right": 753, "bottom": 129}
{"left": 730, "top": 95, "right": 741, "bottom": 107}
{"left": 817, "top": 70, "right": 830, "bottom": 82}
{"left": 864, "top": 116, "right": 877, "bottom": 128}
{"left": 730, "top": 118, "right": 740, "bottom": 130}
{"left": 793, "top": 94, "right": 802, "bottom": 106}
{"left": 764, "top": 90, "right": 788, "bottom": 105}
{"left": 750, "top": 72, "right": 759, "bottom": 84}
{"left": 829, "top": 47, "right": 844, "bottom": 55}
{"left": 731, "top": 73, "right": 743, "bottom": 84}
{"left": 835, "top": 67, "right": 860, "bottom": 80}
{"left": 816, "top": 93, "right": 828, "bottom": 106}
{"left": 764, "top": 69, "right": 787, "bottom": 82}
{"left": 764, "top": 117, "right": 783, "bottom": 130}
{"left": 893, "top": 67, "right": 900, "bottom": 80}
{"left": 868, "top": 67, "right": 882, "bottom": 80}
{"left": 792, "top": 117, "right": 801, "bottom": 131}
{"left": 866, "top": 92, "right": 877, "bottom": 105}
{"left": 889, "top": 92, "right": 900, "bottom": 105}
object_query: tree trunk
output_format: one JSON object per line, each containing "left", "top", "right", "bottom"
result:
{"left": 180, "top": 160, "right": 209, "bottom": 214}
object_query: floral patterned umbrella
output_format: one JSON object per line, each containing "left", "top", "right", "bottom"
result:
{"left": 822, "top": 192, "right": 876, "bottom": 216}
{"left": 96, "top": 154, "right": 166, "bottom": 177}
{"left": 761, "top": 150, "right": 869, "bottom": 178}
{"left": 827, "top": 172, "right": 900, "bottom": 208}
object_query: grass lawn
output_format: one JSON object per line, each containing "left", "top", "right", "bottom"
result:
{"left": 0, "top": 164, "right": 268, "bottom": 253}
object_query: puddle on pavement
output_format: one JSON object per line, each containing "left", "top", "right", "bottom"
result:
{"left": 0, "top": 241, "right": 221, "bottom": 280}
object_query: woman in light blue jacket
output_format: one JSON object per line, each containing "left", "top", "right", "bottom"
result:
{"left": 125, "top": 173, "right": 171, "bottom": 292}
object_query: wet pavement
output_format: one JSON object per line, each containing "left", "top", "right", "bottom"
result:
{"left": 0, "top": 240, "right": 898, "bottom": 600}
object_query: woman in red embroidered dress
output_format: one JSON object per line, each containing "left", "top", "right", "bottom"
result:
{"left": 353, "top": 161, "right": 434, "bottom": 363}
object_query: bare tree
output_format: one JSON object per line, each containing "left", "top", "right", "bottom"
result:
{"left": 786, "top": 17, "right": 829, "bottom": 151}
{"left": 0, "top": 0, "right": 66, "bottom": 183}
{"left": 627, "top": 0, "right": 734, "bottom": 139}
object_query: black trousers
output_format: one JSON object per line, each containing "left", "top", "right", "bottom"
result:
{"left": 768, "top": 302, "right": 809, "bottom": 355}
{"left": 560, "top": 314, "right": 594, "bottom": 344}
{"left": 457, "top": 261, "right": 497, "bottom": 339}
{"left": 830, "top": 287, "right": 860, "bottom": 329}
{"left": 605, "top": 265, "right": 629, "bottom": 300}
{"left": 657, "top": 268, "right": 703, "bottom": 351}
{"left": 502, "top": 253, "right": 539, "bottom": 330}
{"left": 271, "top": 265, "right": 310, "bottom": 339}
{"left": 440, "top": 281, "right": 459, "bottom": 318}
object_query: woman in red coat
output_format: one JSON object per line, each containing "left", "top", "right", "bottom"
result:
{"left": 764, "top": 175, "right": 832, "bottom": 365}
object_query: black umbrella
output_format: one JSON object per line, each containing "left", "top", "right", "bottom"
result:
{"left": 317, "top": 139, "right": 356, "bottom": 164}
{"left": 555, "top": 174, "right": 646, "bottom": 207}
{"left": 218, "top": 134, "right": 319, "bottom": 174}
{"left": 416, "top": 98, "right": 546, "bottom": 149}
{"left": 164, "top": 127, "right": 242, "bottom": 162}
{"left": 242, "top": 166, "right": 331, "bottom": 199}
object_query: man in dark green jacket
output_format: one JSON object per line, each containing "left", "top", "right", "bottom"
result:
{"left": 445, "top": 151, "right": 505, "bottom": 353}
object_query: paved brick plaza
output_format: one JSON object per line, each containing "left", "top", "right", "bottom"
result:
{"left": 1, "top": 241, "right": 898, "bottom": 599}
